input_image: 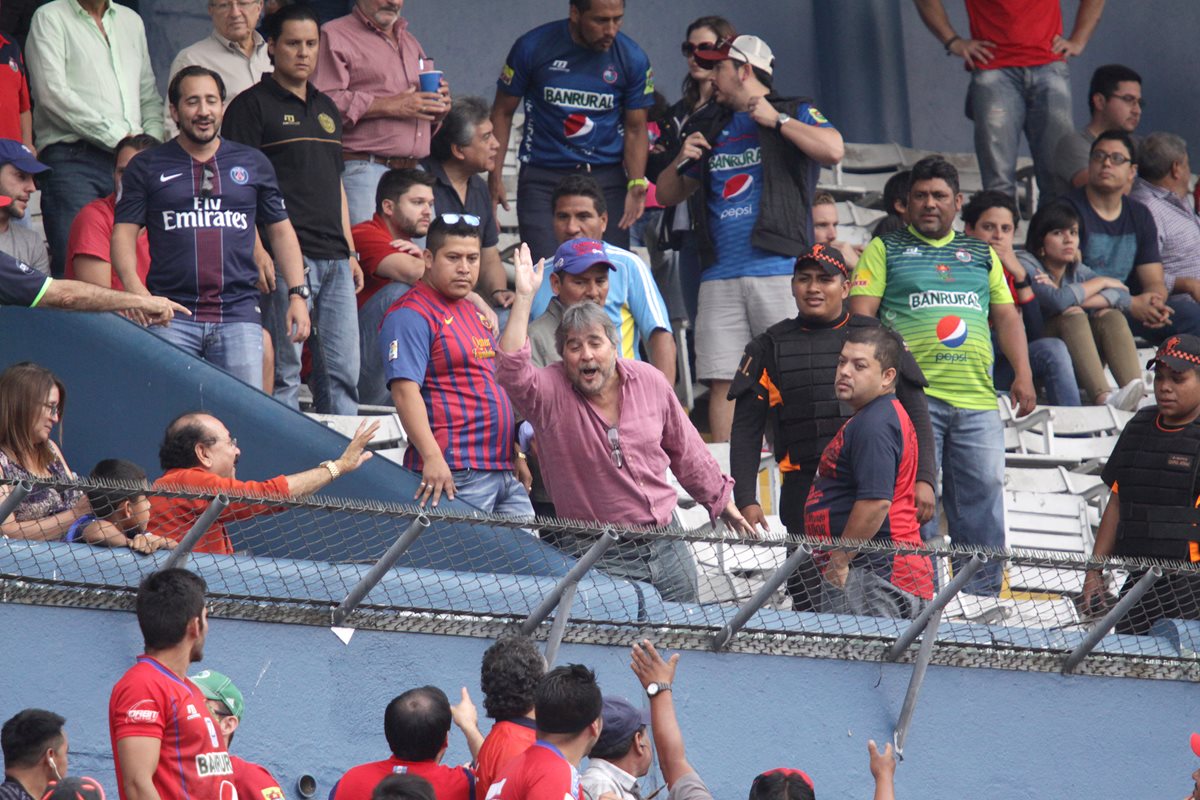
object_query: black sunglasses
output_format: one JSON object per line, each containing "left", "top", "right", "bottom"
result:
{"left": 680, "top": 41, "right": 720, "bottom": 59}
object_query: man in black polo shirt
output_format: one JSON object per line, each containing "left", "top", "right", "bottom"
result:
{"left": 223, "top": 4, "right": 364, "bottom": 414}
{"left": 425, "top": 96, "right": 513, "bottom": 320}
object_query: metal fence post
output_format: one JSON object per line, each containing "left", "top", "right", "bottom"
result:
{"left": 1062, "top": 565, "right": 1163, "bottom": 674}
{"left": 0, "top": 481, "right": 32, "bottom": 525}
{"left": 887, "top": 553, "right": 986, "bottom": 661}
{"left": 331, "top": 514, "right": 430, "bottom": 627}
{"left": 521, "top": 528, "right": 618, "bottom": 635}
{"left": 162, "top": 495, "right": 231, "bottom": 569}
{"left": 893, "top": 607, "right": 942, "bottom": 760}
{"left": 711, "top": 543, "right": 813, "bottom": 651}
{"left": 542, "top": 581, "right": 579, "bottom": 667}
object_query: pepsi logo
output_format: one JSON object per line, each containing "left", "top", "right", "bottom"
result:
{"left": 936, "top": 315, "right": 968, "bottom": 348}
{"left": 722, "top": 174, "right": 753, "bottom": 201}
{"left": 564, "top": 114, "right": 594, "bottom": 138}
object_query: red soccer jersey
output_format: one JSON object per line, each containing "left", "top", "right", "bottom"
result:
{"left": 332, "top": 756, "right": 475, "bottom": 800}
{"left": 232, "top": 755, "right": 284, "bottom": 800}
{"left": 965, "top": 0, "right": 1063, "bottom": 69}
{"left": 109, "top": 656, "right": 235, "bottom": 800}
{"left": 353, "top": 214, "right": 414, "bottom": 309}
{"left": 0, "top": 33, "right": 30, "bottom": 142}
{"left": 488, "top": 742, "right": 582, "bottom": 800}
{"left": 475, "top": 719, "right": 537, "bottom": 795}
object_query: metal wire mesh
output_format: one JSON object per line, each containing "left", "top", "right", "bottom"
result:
{"left": 3, "top": 475, "right": 1199, "bottom": 673}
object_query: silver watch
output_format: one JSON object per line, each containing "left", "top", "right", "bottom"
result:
{"left": 646, "top": 681, "right": 672, "bottom": 697}
{"left": 775, "top": 113, "right": 791, "bottom": 132}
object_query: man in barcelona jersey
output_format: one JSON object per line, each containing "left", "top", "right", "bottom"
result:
{"left": 112, "top": 65, "right": 312, "bottom": 391}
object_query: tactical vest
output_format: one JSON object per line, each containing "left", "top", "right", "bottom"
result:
{"left": 767, "top": 321, "right": 851, "bottom": 478}
{"left": 1112, "top": 409, "right": 1200, "bottom": 560}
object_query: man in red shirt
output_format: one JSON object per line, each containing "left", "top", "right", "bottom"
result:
{"left": 190, "top": 670, "right": 285, "bottom": 800}
{"left": 490, "top": 665, "right": 602, "bottom": 800}
{"left": 0, "top": 32, "right": 32, "bottom": 150}
{"left": 65, "top": 134, "right": 158, "bottom": 290}
{"left": 331, "top": 686, "right": 482, "bottom": 800}
{"left": 149, "top": 411, "right": 377, "bottom": 554}
{"left": 475, "top": 636, "right": 543, "bottom": 795}
{"left": 913, "top": 0, "right": 1105, "bottom": 203}
{"left": 109, "top": 569, "right": 232, "bottom": 800}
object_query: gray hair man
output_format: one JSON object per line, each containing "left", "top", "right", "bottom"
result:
{"left": 1130, "top": 132, "right": 1200, "bottom": 306}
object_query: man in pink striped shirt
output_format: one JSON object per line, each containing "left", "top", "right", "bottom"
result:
{"left": 313, "top": 0, "right": 450, "bottom": 223}
{"left": 495, "top": 243, "right": 754, "bottom": 602}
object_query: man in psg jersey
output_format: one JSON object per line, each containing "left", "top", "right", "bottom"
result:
{"left": 109, "top": 569, "right": 232, "bottom": 800}
{"left": 113, "top": 65, "right": 311, "bottom": 390}
{"left": 490, "top": 665, "right": 602, "bottom": 800}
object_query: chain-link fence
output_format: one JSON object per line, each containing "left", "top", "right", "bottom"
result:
{"left": 2, "top": 476, "right": 1198, "bottom": 677}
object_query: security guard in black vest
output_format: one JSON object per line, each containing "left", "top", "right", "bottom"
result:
{"left": 1085, "top": 334, "right": 1200, "bottom": 634}
{"left": 728, "top": 243, "right": 938, "bottom": 610}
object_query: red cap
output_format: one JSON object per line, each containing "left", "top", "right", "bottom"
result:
{"left": 757, "top": 768, "right": 814, "bottom": 790}
{"left": 1190, "top": 732, "right": 1200, "bottom": 757}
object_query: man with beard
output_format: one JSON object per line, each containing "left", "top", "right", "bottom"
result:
{"left": 109, "top": 569, "right": 232, "bottom": 800}
{"left": 0, "top": 139, "right": 49, "bottom": 274}
{"left": 495, "top": 243, "right": 752, "bottom": 602}
{"left": 112, "top": 66, "right": 311, "bottom": 390}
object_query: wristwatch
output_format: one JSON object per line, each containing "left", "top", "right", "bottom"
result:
{"left": 646, "top": 682, "right": 671, "bottom": 697}
{"left": 775, "top": 113, "right": 791, "bottom": 132}
{"left": 288, "top": 285, "right": 312, "bottom": 300}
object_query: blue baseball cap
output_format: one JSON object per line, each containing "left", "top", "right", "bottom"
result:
{"left": 0, "top": 139, "right": 49, "bottom": 173}
{"left": 594, "top": 695, "right": 649, "bottom": 753}
{"left": 552, "top": 238, "right": 617, "bottom": 275}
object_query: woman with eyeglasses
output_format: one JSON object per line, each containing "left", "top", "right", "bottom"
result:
{"left": 650, "top": 16, "right": 736, "bottom": 323}
{"left": 0, "top": 362, "right": 87, "bottom": 540}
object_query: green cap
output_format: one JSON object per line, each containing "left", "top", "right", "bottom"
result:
{"left": 190, "top": 670, "right": 245, "bottom": 720}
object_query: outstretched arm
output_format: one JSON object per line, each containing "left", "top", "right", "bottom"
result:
{"left": 630, "top": 640, "right": 693, "bottom": 788}
{"left": 499, "top": 243, "right": 544, "bottom": 354}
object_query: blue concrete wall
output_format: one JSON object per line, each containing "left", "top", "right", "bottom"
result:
{"left": 3, "top": 601, "right": 1198, "bottom": 800}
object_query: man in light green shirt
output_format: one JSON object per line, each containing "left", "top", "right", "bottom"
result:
{"left": 25, "top": 0, "right": 163, "bottom": 278}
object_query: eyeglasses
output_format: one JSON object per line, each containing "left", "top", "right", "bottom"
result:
{"left": 42, "top": 401, "right": 60, "bottom": 417}
{"left": 606, "top": 426, "right": 624, "bottom": 469}
{"left": 209, "top": 0, "right": 260, "bottom": 13}
{"left": 1090, "top": 151, "right": 1131, "bottom": 166}
{"left": 438, "top": 213, "right": 480, "bottom": 226}
{"left": 1108, "top": 93, "right": 1144, "bottom": 108}
{"left": 200, "top": 163, "right": 215, "bottom": 198}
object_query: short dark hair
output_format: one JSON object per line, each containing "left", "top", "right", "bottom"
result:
{"left": 86, "top": 459, "right": 149, "bottom": 519}
{"left": 1088, "top": 63, "right": 1142, "bottom": 117}
{"left": 1136, "top": 132, "right": 1187, "bottom": 182}
{"left": 908, "top": 155, "right": 959, "bottom": 196}
{"left": 430, "top": 96, "right": 490, "bottom": 163}
{"left": 552, "top": 175, "right": 607, "bottom": 218}
{"left": 169, "top": 65, "right": 226, "bottom": 107}
{"left": 425, "top": 216, "right": 482, "bottom": 256}
{"left": 534, "top": 664, "right": 601, "bottom": 736}
{"left": 136, "top": 568, "right": 207, "bottom": 651}
{"left": 114, "top": 134, "right": 160, "bottom": 165}
{"left": 1, "top": 709, "right": 65, "bottom": 769}
{"left": 881, "top": 169, "right": 911, "bottom": 215}
{"left": 383, "top": 687, "right": 452, "bottom": 762}
{"left": 1024, "top": 201, "right": 1081, "bottom": 257}
{"left": 159, "top": 412, "right": 215, "bottom": 471}
{"left": 749, "top": 771, "right": 815, "bottom": 800}
{"left": 371, "top": 774, "right": 436, "bottom": 800}
{"left": 844, "top": 325, "right": 902, "bottom": 375}
{"left": 569, "top": 0, "right": 621, "bottom": 11}
{"left": 587, "top": 726, "right": 644, "bottom": 761}
{"left": 480, "top": 636, "right": 545, "bottom": 720}
{"left": 265, "top": 3, "right": 320, "bottom": 41}
{"left": 961, "top": 190, "right": 1018, "bottom": 228}
{"left": 375, "top": 168, "right": 435, "bottom": 216}
{"left": 1090, "top": 128, "right": 1137, "bottom": 163}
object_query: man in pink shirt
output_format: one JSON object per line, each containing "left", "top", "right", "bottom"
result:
{"left": 495, "top": 243, "right": 753, "bottom": 602}
{"left": 313, "top": 0, "right": 450, "bottom": 224}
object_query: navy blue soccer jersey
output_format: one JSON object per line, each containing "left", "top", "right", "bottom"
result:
{"left": 115, "top": 139, "right": 289, "bottom": 323}
{"left": 497, "top": 20, "right": 653, "bottom": 168}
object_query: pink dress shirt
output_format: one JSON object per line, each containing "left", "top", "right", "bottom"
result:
{"left": 495, "top": 342, "right": 734, "bottom": 528}
{"left": 312, "top": 7, "right": 431, "bottom": 158}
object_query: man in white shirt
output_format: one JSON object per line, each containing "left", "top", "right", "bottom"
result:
{"left": 581, "top": 696, "right": 652, "bottom": 800}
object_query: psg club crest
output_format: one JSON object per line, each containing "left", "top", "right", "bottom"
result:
{"left": 229, "top": 166, "right": 249, "bottom": 185}
{"left": 602, "top": 65, "right": 618, "bottom": 84}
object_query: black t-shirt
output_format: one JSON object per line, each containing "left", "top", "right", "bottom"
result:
{"left": 222, "top": 75, "right": 349, "bottom": 259}
{"left": 423, "top": 159, "right": 499, "bottom": 249}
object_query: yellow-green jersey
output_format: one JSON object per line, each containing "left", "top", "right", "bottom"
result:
{"left": 850, "top": 226, "right": 1013, "bottom": 410}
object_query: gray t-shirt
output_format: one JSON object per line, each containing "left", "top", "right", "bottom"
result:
{"left": 0, "top": 222, "right": 50, "bottom": 276}
{"left": 668, "top": 772, "right": 713, "bottom": 800}
{"left": 1048, "top": 128, "right": 1095, "bottom": 203}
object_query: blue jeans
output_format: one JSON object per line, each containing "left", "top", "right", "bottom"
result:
{"left": 38, "top": 142, "right": 114, "bottom": 277}
{"left": 264, "top": 257, "right": 361, "bottom": 414}
{"left": 967, "top": 61, "right": 1073, "bottom": 202}
{"left": 152, "top": 319, "right": 264, "bottom": 389}
{"left": 922, "top": 397, "right": 1006, "bottom": 596}
{"left": 1128, "top": 294, "right": 1200, "bottom": 343}
{"left": 342, "top": 160, "right": 389, "bottom": 225}
{"left": 358, "top": 282, "right": 412, "bottom": 407}
{"left": 451, "top": 468, "right": 534, "bottom": 518}
{"left": 993, "top": 336, "right": 1080, "bottom": 406}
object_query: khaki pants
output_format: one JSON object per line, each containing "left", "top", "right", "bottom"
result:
{"left": 1044, "top": 309, "right": 1141, "bottom": 402}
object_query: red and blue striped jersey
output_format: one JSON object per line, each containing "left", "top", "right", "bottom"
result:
{"left": 381, "top": 281, "right": 516, "bottom": 472}
{"left": 115, "top": 139, "right": 288, "bottom": 323}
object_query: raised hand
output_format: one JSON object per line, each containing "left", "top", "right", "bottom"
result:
{"left": 512, "top": 242, "right": 545, "bottom": 299}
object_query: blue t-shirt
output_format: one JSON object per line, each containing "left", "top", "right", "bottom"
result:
{"left": 529, "top": 242, "right": 671, "bottom": 360}
{"left": 115, "top": 139, "right": 289, "bottom": 323}
{"left": 687, "top": 103, "right": 832, "bottom": 282}
{"left": 1064, "top": 187, "right": 1160, "bottom": 286}
{"left": 0, "top": 251, "right": 50, "bottom": 307}
{"left": 497, "top": 20, "right": 653, "bottom": 168}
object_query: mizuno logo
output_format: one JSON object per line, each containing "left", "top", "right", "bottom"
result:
{"left": 160, "top": 172, "right": 182, "bottom": 182}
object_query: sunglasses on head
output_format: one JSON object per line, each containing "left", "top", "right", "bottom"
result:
{"left": 438, "top": 213, "right": 480, "bottom": 227}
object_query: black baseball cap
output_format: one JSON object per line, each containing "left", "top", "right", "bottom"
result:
{"left": 794, "top": 243, "right": 849, "bottom": 279}
{"left": 1146, "top": 335, "right": 1200, "bottom": 372}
